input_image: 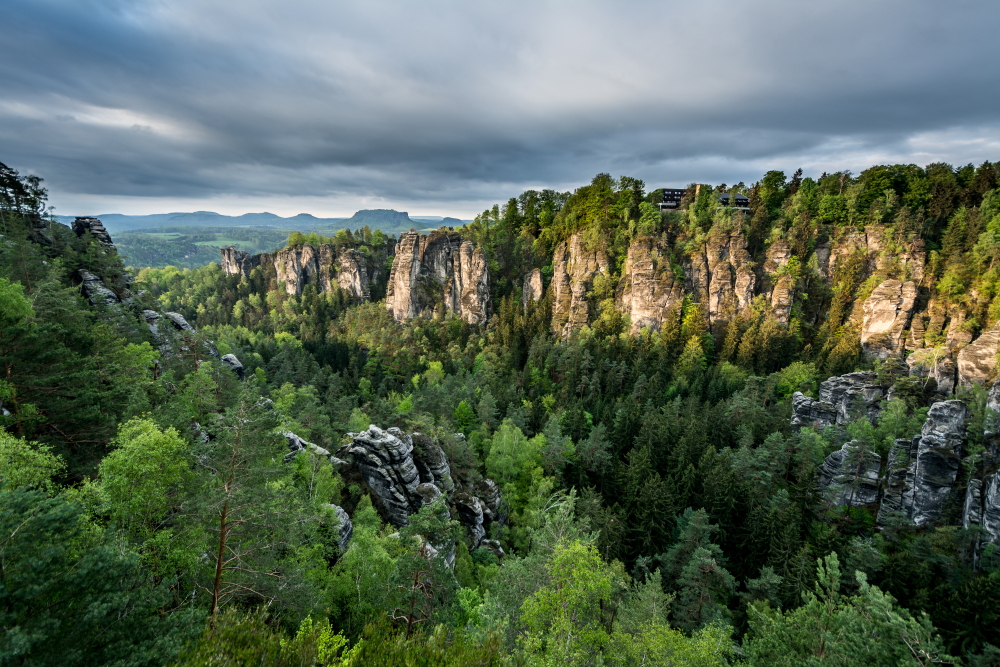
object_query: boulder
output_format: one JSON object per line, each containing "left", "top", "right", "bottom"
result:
{"left": 908, "top": 400, "right": 968, "bottom": 526}
{"left": 221, "top": 354, "right": 245, "bottom": 381}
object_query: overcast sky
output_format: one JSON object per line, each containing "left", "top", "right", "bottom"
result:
{"left": 2, "top": 0, "right": 1000, "bottom": 218}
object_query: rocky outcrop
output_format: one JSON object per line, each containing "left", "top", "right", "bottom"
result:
{"left": 819, "top": 372, "right": 884, "bottom": 426}
{"left": 386, "top": 230, "right": 490, "bottom": 324}
{"left": 336, "top": 425, "right": 503, "bottom": 549}
{"left": 552, "top": 233, "right": 609, "bottom": 338}
{"left": 220, "top": 354, "right": 245, "bottom": 381}
{"left": 72, "top": 216, "right": 115, "bottom": 250}
{"left": 522, "top": 269, "right": 544, "bottom": 311}
{"left": 817, "top": 440, "right": 882, "bottom": 506}
{"left": 906, "top": 348, "right": 957, "bottom": 396}
{"left": 220, "top": 246, "right": 261, "bottom": 277}
{"left": 791, "top": 372, "right": 886, "bottom": 431}
{"left": 877, "top": 439, "right": 914, "bottom": 523}
{"left": 907, "top": 400, "right": 968, "bottom": 526}
{"left": 77, "top": 269, "right": 120, "bottom": 307}
{"left": 957, "top": 321, "right": 1000, "bottom": 387}
{"left": 616, "top": 237, "right": 683, "bottom": 333}
{"left": 861, "top": 280, "right": 918, "bottom": 357}
{"left": 221, "top": 243, "right": 383, "bottom": 301}
{"left": 790, "top": 392, "right": 839, "bottom": 431}
{"left": 273, "top": 244, "right": 329, "bottom": 296}
{"left": 325, "top": 504, "right": 353, "bottom": 551}
{"left": 283, "top": 431, "right": 347, "bottom": 468}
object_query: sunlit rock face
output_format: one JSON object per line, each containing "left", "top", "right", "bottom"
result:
{"left": 386, "top": 230, "right": 490, "bottom": 324}
{"left": 861, "top": 279, "right": 918, "bottom": 357}
{"left": 551, "top": 232, "right": 609, "bottom": 338}
{"left": 957, "top": 321, "right": 1000, "bottom": 387}
{"left": 220, "top": 243, "right": 380, "bottom": 300}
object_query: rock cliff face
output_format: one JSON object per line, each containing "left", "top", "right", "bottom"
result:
{"left": 791, "top": 372, "right": 886, "bottom": 431}
{"left": 72, "top": 216, "right": 116, "bottom": 250}
{"left": 337, "top": 425, "right": 503, "bottom": 550}
{"left": 551, "top": 233, "right": 609, "bottom": 338}
{"left": 861, "top": 280, "right": 918, "bottom": 357}
{"left": 791, "top": 373, "right": 978, "bottom": 530}
{"left": 907, "top": 400, "right": 968, "bottom": 526}
{"left": 957, "top": 321, "right": 1000, "bottom": 387}
{"left": 386, "top": 230, "right": 490, "bottom": 324}
{"left": 817, "top": 440, "right": 882, "bottom": 506}
{"left": 615, "top": 237, "right": 683, "bottom": 334}
{"left": 220, "top": 243, "right": 379, "bottom": 300}
{"left": 522, "top": 268, "right": 544, "bottom": 311}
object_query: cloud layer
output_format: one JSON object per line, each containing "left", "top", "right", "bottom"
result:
{"left": 2, "top": 0, "right": 999, "bottom": 217}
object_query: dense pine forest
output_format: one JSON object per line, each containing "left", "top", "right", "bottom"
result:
{"left": 4, "top": 157, "right": 1000, "bottom": 666}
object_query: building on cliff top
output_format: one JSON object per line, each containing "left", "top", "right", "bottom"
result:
{"left": 657, "top": 188, "right": 749, "bottom": 211}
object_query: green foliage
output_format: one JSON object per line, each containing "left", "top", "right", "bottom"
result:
{"left": 0, "top": 486, "right": 203, "bottom": 666}
{"left": 745, "top": 553, "right": 955, "bottom": 666}
{"left": 0, "top": 431, "right": 64, "bottom": 491}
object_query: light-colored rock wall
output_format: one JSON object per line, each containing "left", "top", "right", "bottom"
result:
{"left": 551, "top": 233, "right": 609, "bottom": 338}
{"left": 386, "top": 230, "right": 490, "bottom": 324}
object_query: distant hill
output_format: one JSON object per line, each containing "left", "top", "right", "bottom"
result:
{"left": 55, "top": 211, "right": 346, "bottom": 233}
{"left": 56, "top": 209, "right": 470, "bottom": 235}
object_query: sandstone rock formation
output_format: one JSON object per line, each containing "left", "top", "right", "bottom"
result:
{"left": 791, "top": 372, "right": 887, "bottom": 431}
{"left": 283, "top": 431, "right": 347, "bottom": 469}
{"left": 220, "top": 247, "right": 261, "bottom": 277}
{"left": 77, "top": 269, "right": 120, "bottom": 307}
{"left": 819, "top": 372, "right": 885, "bottom": 426}
{"left": 907, "top": 400, "right": 968, "bottom": 526}
{"left": 72, "top": 216, "right": 115, "bottom": 250}
{"left": 615, "top": 237, "right": 683, "bottom": 333}
{"left": 957, "top": 321, "right": 1000, "bottom": 387}
{"left": 551, "top": 233, "right": 609, "bottom": 338}
{"left": 817, "top": 440, "right": 881, "bottom": 506}
{"left": 877, "top": 439, "right": 915, "bottom": 523}
{"left": 522, "top": 268, "right": 544, "bottom": 311}
{"left": 325, "top": 504, "right": 353, "bottom": 551}
{"left": 790, "top": 392, "right": 839, "bottom": 431}
{"left": 336, "top": 425, "right": 503, "bottom": 549}
{"left": 906, "top": 348, "right": 957, "bottom": 396}
{"left": 220, "top": 354, "right": 245, "bottom": 381}
{"left": 386, "top": 230, "right": 490, "bottom": 324}
{"left": 221, "top": 243, "right": 382, "bottom": 301}
{"left": 861, "top": 279, "right": 918, "bottom": 357}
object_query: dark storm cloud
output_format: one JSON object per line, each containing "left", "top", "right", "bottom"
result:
{"left": 2, "top": 0, "right": 999, "bottom": 214}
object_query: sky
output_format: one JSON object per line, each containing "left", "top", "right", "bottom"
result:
{"left": 2, "top": 0, "right": 1000, "bottom": 219}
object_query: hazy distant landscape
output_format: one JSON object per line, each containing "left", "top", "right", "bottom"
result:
{"left": 69, "top": 209, "right": 470, "bottom": 268}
